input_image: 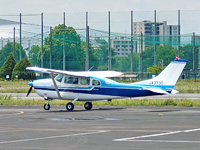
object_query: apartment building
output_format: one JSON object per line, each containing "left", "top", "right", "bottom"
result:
{"left": 111, "top": 37, "right": 137, "bottom": 57}
{"left": 111, "top": 20, "right": 179, "bottom": 57}
{"left": 133, "top": 20, "right": 179, "bottom": 49}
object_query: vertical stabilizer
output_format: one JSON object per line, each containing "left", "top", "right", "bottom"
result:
{"left": 134, "top": 57, "right": 188, "bottom": 86}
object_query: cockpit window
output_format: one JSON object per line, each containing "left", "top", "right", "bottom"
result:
{"left": 92, "top": 79, "right": 101, "bottom": 86}
{"left": 54, "top": 74, "right": 63, "bottom": 82}
{"left": 64, "top": 76, "right": 78, "bottom": 84}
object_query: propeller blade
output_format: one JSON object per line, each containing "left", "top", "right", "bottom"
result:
{"left": 26, "top": 86, "right": 33, "bottom": 97}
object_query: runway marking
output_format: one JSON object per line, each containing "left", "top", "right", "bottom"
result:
{"left": 113, "top": 128, "right": 200, "bottom": 142}
{"left": 184, "top": 128, "right": 200, "bottom": 133}
{"left": 113, "top": 131, "right": 181, "bottom": 141}
{"left": 0, "top": 130, "right": 108, "bottom": 144}
{"left": 125, "top": 140, "right": 200, "bottom": 143}
{"left": 0, "top": 111, "right": 24, "bottom": 116}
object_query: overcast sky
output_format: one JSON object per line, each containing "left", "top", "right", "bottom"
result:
{"left": 0, "top": 0, "right": 199, "bottom": 14}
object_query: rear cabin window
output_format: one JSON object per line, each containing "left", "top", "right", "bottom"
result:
{"left": 80, "top": 78, "right": 90, "bottom": 85}
{"left": 64, "top": 76, "right": 78, "bottom": 84}
{"left": 92, "top": 79, "right": 101, "bottom": 86}
{"left": 55, "top": 74, "right": 63, "bottom": 82}
{"left": 105, "top": 79, "right": 113, "bottom": 85}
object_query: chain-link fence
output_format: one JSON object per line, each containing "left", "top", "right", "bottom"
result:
{"left": 0, "top": 10, "right": 200, "bottom": 80}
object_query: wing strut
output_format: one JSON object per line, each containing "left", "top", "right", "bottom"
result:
{"left": 50, "top": 73, "right": 62, "bottom": 99}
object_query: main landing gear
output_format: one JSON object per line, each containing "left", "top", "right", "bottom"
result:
{"left": 66, "top": 101, "right": 93, "bottom": 111}
{"left": 43, "top": 101, "right": 93, "bottom": 111}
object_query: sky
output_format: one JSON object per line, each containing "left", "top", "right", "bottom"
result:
{"left": 0, "top": 0, "right": 199, "bottom": 14}
{"left": 0, "top": 0, "right": 200, "bottom": 35}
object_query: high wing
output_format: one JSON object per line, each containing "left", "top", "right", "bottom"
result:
{"left": 26, "top": 67, "right": 123, "bottom": 78}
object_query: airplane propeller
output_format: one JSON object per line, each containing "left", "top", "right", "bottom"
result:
{"left": 26, "top": 86, "right": 33, "bottom": 97}
{"left": 26, "top": 81, "right": 33, "bottom": 97}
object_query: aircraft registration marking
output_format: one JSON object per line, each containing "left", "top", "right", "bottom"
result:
{"left": 149, "top": 81, "right": 163, "bottom": 85}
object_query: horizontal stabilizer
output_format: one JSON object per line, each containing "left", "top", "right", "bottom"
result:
{"left": 143, "top": 87, "right": 169, "bottom": 95}
{"left": 171, "top": 89, "right": 179, "bottom": 94}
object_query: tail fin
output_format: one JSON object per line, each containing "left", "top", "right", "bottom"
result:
{"left": 135, "top": 57, "right": 188, "bottom": 86}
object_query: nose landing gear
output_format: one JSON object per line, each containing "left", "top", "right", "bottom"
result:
{"left": 44, "top": 103, "right": 51, "bottom": 110}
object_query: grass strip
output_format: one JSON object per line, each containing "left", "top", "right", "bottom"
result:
{"left": 0, "top": 94, "right": 200, "bottom": 107}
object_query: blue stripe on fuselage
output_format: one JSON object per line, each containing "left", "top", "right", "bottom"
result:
{"left": 34, "top": 83, "right": 173, "bottom": 97}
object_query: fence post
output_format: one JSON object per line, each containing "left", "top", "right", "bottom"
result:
{"left": 193, "top": 32, "right": 196, "bottom": 81}
{"left": 154, "top": 10, "right": 156, "bottom": 65}
{"left": 19, "top": 13, "right": 22, "bottom": 60}
{"left": 131, "top": 10, "right": 133, "bottom": 74}
{"left": 13, "top": 27, "right": 15, "bottom": 57}
{"left": 85, "top": 12, "right": 89, "bottom": 71}
{"left": 41, "top": 13, "right": 43, "bottom": 68}
{"left": 63, "top": 12, "right": 66, "bottom": 70}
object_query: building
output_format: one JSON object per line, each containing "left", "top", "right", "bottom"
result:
{"left": 133, "top": 20, "right": 179, "bottom": 49}
{"left": 111, "top": 20, "right": 179, "bottom": 57}
{"left": 111, "top": 37, "right": 137, "bottom": 57}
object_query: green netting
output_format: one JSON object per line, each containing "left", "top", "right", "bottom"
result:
{"left": 0, "top": 11, "right": 200, "bottom": 80}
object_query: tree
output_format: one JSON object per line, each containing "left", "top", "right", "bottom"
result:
{"left": 0, "top": 42, "right": 26, "bottom": 68}
{"left": 0, "top": 53, "right": 16, "bottom": 80}
{"left": 156, "top": 45, "right": 178, "bottom": 66}
{"left": 112, "top": 52, "right": 139, "bottom": 72}
{"left": 28, "top": 45, "right": 40, "bottom": 66}
{"left": 180, "top": 45, "right": 199, "bottom": 70}
{"left": 12, "top": 56, "right": 36, "bottom": 80}
{"left": 95, "top": 39, "right": 116, "bottom": 70}
{"left": 81, "top": 41, "right": 100, "bottom": 70}
{"left": 147, "top": 65, "right": 163, "bottom": 75}
{"left": 143, "top": 45, "right": 178, "bottom": 71}
{"left": 38, "top": 24, "right": 85, "bottom": 70}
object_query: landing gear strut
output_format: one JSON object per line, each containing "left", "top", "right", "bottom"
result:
{"left": 84, "top": 102, "right": 93, "bottom": 110}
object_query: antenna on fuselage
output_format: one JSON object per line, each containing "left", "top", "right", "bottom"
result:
{"left": 88, "top": 66, "right": 94, "bottom": 71}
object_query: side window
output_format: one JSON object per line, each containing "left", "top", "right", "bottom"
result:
{"left": 64, "top": 76, "right": 78, "bottom": 84}
{"left": 55, "top": 74, "right": 63, "bottom": 82}
{"left": 80, "top": 78, "right": 90, "bottom": 85}
{"left": 92, "top": 79, "right": 101, "bottom": 86}
{"left": 105, "top": 79, "right": 113, "bottom": 85}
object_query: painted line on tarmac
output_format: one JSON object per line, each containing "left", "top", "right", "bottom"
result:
{"left": 113, "top": 128, "right": 200, "bottom": 142}
{"left": 0, "top": 111, "right": 24, "bottom": 117}
{"left": 124, "top": 140, "right": 200, "bottom": 143}
{"left": 113, "top": 131, "right": 181, "bottom": 141}
{"left": 0, "top": 130, "right": 108, "bottom": 144}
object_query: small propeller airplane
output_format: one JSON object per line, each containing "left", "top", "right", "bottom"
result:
{"left": 26, "top": 57, "right": 188, "bottom": 111}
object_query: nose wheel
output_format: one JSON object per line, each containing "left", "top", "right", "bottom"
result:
{"left": 44, "top": 103, "right": 51, "bottom": 110}
{"left": 84, "top": 102, "right": 93, "bottom": 110}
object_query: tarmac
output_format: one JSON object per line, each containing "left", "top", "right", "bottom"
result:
{"left": 1, "top": 93, "right": 200, "bottom": 100}
{"left": 0, "top": 105, "right": 200, "bottom": 150}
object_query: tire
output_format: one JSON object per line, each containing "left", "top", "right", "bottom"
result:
{"left": 66, "top": 102, "right": 74, "bottom": 111}
{"left": 84, "top": 102, "right": 93, "bottom": 110}
{"left": 44, "top": 103, "right": 50, "bottom": 110}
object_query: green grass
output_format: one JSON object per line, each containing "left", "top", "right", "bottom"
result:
{"left": 0, "top": 80, "right": 35, "bottom": 93}
{"left": 0, "top": 94, "right": 200, "bottom": 107}
{"left": 0, "top": 79, "right": 200, "bottom": 107}
{"left": 174, "top": 80, "right": 200, "bottom": 93}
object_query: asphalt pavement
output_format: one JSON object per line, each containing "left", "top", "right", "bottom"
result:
{"left": 0, "top": 105, "right": 200, "bottom": 150}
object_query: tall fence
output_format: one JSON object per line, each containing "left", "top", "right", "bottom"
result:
{"left": 0, "top": 10, "right": 200, "bottom": 80}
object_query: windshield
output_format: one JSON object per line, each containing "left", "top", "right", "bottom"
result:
{"left": 54, "top": 74, "right": 63, "bottom": 82}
